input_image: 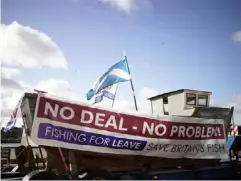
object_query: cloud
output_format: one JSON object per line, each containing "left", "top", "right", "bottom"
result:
{"left": 1, "top": 76, "right": 74, "bottom": 127}
{"left": 1, "top": 67, "right": 23, "bottom": 94}
{"left": 1, "top": 77, "right": 23, "bottom": 90}
{"left": 139, "top": 87, "right": 159, "bottom": 99}
{"left": 1, "top": 67, "right": 21, "bottom": 79}
{"left": 228, "top": 94, "right": 241, "bottom": 125}
{"left": 209, "top": 95, "right": 241, "bottom": 125}
{"left": 99, "top": 0, "right": 150, "bottom": 14}
{"left": 1, "top": 92, "right": 24, "bottom": 117}
{"left": 0, "top": 22, "right": 69, "bottom": 128}
{"left": 0, "top": 21, "right": 67, "bottom": 69}
{"left": 137, "top": 87, "right": 160, "bottom": 112}
{"left": 232, "top": 31, "right": 241, "bottom": 43}
{"left": 34, "top": 78, "right": 73, "bottom": 98}
{"left": 1, "top": 67, "right": 31, "bottom": 96}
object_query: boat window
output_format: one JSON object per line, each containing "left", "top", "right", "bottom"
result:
{"left": 163, "top": 97, "right": 168, "bottom": 104}
{"left": 163, "top": 97, "right": 169, "bottom": 115}
{"left": 10, "top": 148, "right": 16, "bottom": 160}
{"left": 186, "top": 93, "right": 196, "bottom": 106}
{"left": 198, "top": 95, "right": 208, "bottom": 106}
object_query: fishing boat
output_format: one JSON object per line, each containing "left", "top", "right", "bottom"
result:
{"left": 1, "top": 89, "right": 241, "bottom": 180}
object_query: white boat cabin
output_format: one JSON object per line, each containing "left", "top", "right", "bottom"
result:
{"left": 148, "top": 89, "right": 212, "bottom": 116}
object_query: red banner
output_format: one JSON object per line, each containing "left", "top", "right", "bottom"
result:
{"left": 36, "top": 96, "right": 225, "bottom": 140}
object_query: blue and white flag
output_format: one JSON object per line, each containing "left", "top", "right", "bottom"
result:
{"left": 86, "top": 57, "right": 131, "bottom": 101}
{"left": 94, "top": 83, "right": 118, "bottom": 104}
{"left": 3, "top": 98, "right": 22, "bottom": 133}
{"left": 4, "top": 116, "right": 16, "bottom": 133}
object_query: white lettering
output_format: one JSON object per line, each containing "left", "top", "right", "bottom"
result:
{"left": 195, "top": 127, "right": 201, "bottom": 138}
{"left": 54, "top": 128, "right": 59, "bottom": 137}
{"left": 155, "top": 124, "right": 166, "bottom": 136}
{"left": 168, "top": 125, "right": 219, "bottom": 139}
{"left": 60, "top": 107, "right": 74, "bottom": 120}
{"left": 170, "top": 125, "right": 178, "bottom": 137}
{"left": 206, "top": 127, "right": 212, "bottom": 137}
{"left": 186, "top": 126, "right": 195, "bottom": 138}
{"left": 69, "top": 132, "right": 78, "bottom": 141}
{"left": 80, "top": 110, "right": 93, "bottom": 124}
{"left": 214, "top": 127, "right": 219, "bottom": 136}
{"left": 105, "top": 115, "right": 117, "bottom": 129}
{"left": 45, "top": 126, "right": 52, "bottom": 136}
{"left": 66, "top": 131, "right": 70, "bottom": 140}
{"left": 118, "top": 117, "right": 127, "bottom": 131}
{"left": 133, "top": 142, "right": 141, "bottom": 150}
{"left": 60, "top": 130, "right": 67, "bottom": 138}
{"left": 95, "top": 113, "right": 105, "bottom": 127}
{"left": 201, "top": 126, "right": 206, "bottom": 138}
{"left": 142, "top": 122, "right": 154, "bottom": 135}
{"left": 44, "top": 102, "right": 59, "bottom": 118}
{"left": 117, "top": 140, "right": 124, "bottom": 147}
{"left": 178, "top": 126, "right": 185, "bottom": 138}
{"left": 77, "top": 134, "right": 86, "bottom": 142}
{"left": 112, "top": 139, "right": 117, "bottom": 147}
{"left": 104, "top": 138, "right": 110, "bottom": 146}
{"left": 89, "top": 136, "right": 96, "bottom": 143}
{"left": 112, "top": 139, "right": 141, "bottom": 150}
{"left": 95, "top": 137, "right": 105, "bottom": 145}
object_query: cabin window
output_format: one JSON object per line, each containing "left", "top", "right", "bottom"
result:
{"left": 10, "top": 149, "right": 16, "bottom": 160}
{"left": 198, "top": 95, "right": 208, "bottom": 106}
{"left": 186, "top": 93, "right": 196, "bottom": 106}
{"left": 163, "top": 97, "right": 169, "bottom": 115}
{"left": 163, "top": 97, "right": 168, "bottom": 104}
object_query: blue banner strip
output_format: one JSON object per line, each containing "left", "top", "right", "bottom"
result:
{"left": 38, "top": 123, "right": 147, "bottom": 151}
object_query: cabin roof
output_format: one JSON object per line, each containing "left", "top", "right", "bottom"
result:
{"left": 147, "top": 89, "right": 211, "bottom": 100}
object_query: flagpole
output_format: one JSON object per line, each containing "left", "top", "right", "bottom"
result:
{"left": 124, "top": 54, "right": 138, "bottom": 111}
{"left": 111, "top": 83, "right": 119, "bottom": 108}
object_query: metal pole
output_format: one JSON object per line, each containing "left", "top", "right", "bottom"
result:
{"left": 150, "top": 100, "right": 154, "bottom": 114}
{"left": 38, "top": 146, "right": 46, "bottom": 168}
{"left": 58, "top": 147, "right": 72, "bottom": 179}
{"left": 69, "top": 150, "right": 77, "bottom": 176}
{"left": 111, "top": 83, "right": 119, "bottom": 108}
{"left": 125, "top": 56, "right": 138, "bottom": 111}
